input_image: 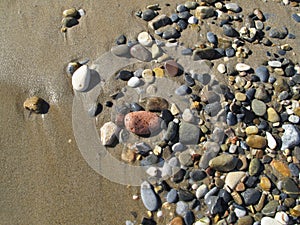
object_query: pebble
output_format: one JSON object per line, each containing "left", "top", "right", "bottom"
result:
{"left": 164, "top": 60, "right": 182, "bottom": 77}
{"left": 292, "top": 13, "right": 300, "bottom": 23}
{"left": 266, "top": 132, "right": 277, "bottom": 149}
{"left": 281, "top": 177, "right": 300, "bottom": 198}
{"left": 162, "top": 27, "right": 181, "bottom": 39}
{"left": 234, "top": 206, "right": 247, "bottom": 218}
{"left": 88, "top": 102, "right": 102, "bottom": 117}
{"left": 140, "top": 181, "right": 159, "bottom": 211}
{"left": 225, "top": 47, "right": 235, "bottom": 57}
{"left": 251, "top": 99, "right": 267, "bottom": 116}
{"left": 179, "top": 122, "right": 201, "bottom": 145}
{"left": 195, "top": 6, "right": 215, "bottom": 19}
{"left": 225, "top": 3, "right": 241, "bottom": 13}
{"left": 249, "top": 158, "right": 261, "bottom": 176}
{"left": 176, "top": 201, "right": 189, "bottom": 216}
{"left": 237, "top": 216, "right": 253, "bottom": 225}
{"left": 188, "top": 16, "right": 198, "bottom": 24}
{"left": 72, "top": 65, "right": 91, "bottom": 92}
{"left": 190, "top": 169, "right": 206, "bottom": 182}
{"left": 100, "top": 122, "right": 119, "bottom": 146}
{"left": 235, "top": 92, "right": 247, "bottom": 101}
{"left": 127, "top": 77, "right": 141, "bottom": 88}
{"left": 236, "top": 63, "right": 251, "bottom": 71}
{"left": 246, "top": 135, "right": 267, "bottom": 149}
{"left": 255, "top": 66, "right": 269, "bottom": 82}
{"left": 262, "top": 200, "right": 279, "bottom": 216}
{"left": 23, "top": 96, "right": 49, "bottom": 114}
{"left": 62, "top": 8, "right": 78, "bottom": 18}
{"left": 172, "top": 142, "right": 184, "bottom": 152}
{"left": 167, "top": 189, "right": 179, "bottom": 203}
{"left": 268, "top": 60, "right": 282, "bottom": 68}
{"left": 261, "top": 217, "right": 282, "bottom": 225}
{"left": 260, "top": 176, "right": 272, "bottom": 191}
{"left": 209, "top": 154, "right": 237, "bottom": 172}
{"left": 223, "top": 24, "right": 239, "bottom": 37}
{"left": 268, "top": 27, "right": 288, "bottom": 39}
{"left": 148, "top": 14, "right": 171, "bottom": 30}
{"left": 175, "top": 85, "right": 192, "bottom": 96}
{"left": 194, "top": 217, "right": 210, "bottom": 225}
{"left": 178, "top": 151, "right": 193, "bottom": 167}
{"left": 245, "top": 126, "right": 258, "bottom": 135}
{"left": 281, "top": 124, "right": 300, "bottom": 150}
{"left": 169, "top": 216, "right": 184, "bottom": 225}
{"left": 115, "top": 34, "right": 127, "bottom": 45}
{"left": 288, "top": 115, "right": 300, "bottom": 123}
{"left": 275, "top": 211, "right": 289, "bottom": 225}
{"left": 61, "top": 17, "right": 79, "bottom": 28}
{"left": 178, "top": 189, "right": 195, "bottom": 202}
{"left": 141, "top": 9, "right": 157, "bottom": 21}
{"left": 182, "top": 108, "right": 195, "bottom": 123}
{"left": 130, "top": 44, "right": 152, "bottom": 62}
{"left": 111, "top": 44, "right": 130, "bottom": 57}
{"left": 142, "top": 97, "right": 169, "bottom": 112}
{"left": 207, "top": 32, "right": 218, "bottom": 44}
{"left": 241, "top": 188, "right": 261, "bottom": 205}
{"left": 225, "top": 171, "right": 246, "bottom": 190}
{"left": 124, "top": 111, "right": 162, "bottom": 136}
{"left": 184, "top": 211, "right": 195, "bottom": 225}
{"left": 205, "top": 196, "right": 225, "bottom": 215}
{"left": 267, "top": 107, "right": 280, "bottom": 123}
{"left": 227, "top": 112, "right": 237, "bottom": 126}
{"left": 271, "top": 160, "right": 291, "bottom": 177}
{"left": 217, "top": 63, "right": 226, "bottom": 74}
{"left": 142, "top": 69, "right": 155, "bottom": 83}
{"left": 196, "top": 184, "right": 208, "bottom": 199}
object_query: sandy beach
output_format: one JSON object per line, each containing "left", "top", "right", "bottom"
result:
{"left": 1, "top": 0, "right": 300, "bottom": 224}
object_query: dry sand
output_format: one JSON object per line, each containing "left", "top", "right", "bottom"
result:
{"left": 0, "top": 0, "right": 299, "bottom": 224}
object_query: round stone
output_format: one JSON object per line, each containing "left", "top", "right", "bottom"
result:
{"left": 207, "top": 32, "right": 217, "bottom": 44}
{"left": 165, "top": 60, "right": 182, "bottom": 77}
{"left": 72, "top": 65, "right": 91, "bottom": 92}
{"left": 153, "top": 67, "right": 164, "bottom": 78}
{"left": 137, "top": 31, "right": 153, "bottom": 46}
{"left": 127, "top": 77, "right": 141, "bottom": 88}
{"left": 245, "top": 126, "right": 259, "bottom": 135}
{"left": 176, "top": 201, "right": 189, "bottom": 216}
{"left": 175, "top": 85, "right": 192, "bottom": 96}
{"left": 209, "top": 154, "right": 237, "bottom": 172}
{"left": 169, "top": 216, "right": 184, "bottom": 225}
{"left": 217, "top": 63, "right": 226, "bottom": 74}
{"left": 246, "top": 135, "right": 267, "bottom": 149}
{"left": 251, "top": 99, "right": 267, "bottom": 116}
{"left": 141, "top": 9, "right": 157, "bottom": 21}
{"left": 267, "top": 107, "right": 280, "bottom": 123}
{"left": 235, "top": 92, "right": 247, "bottom": 101}
{"left": 142, "top": 69, "right": 155, "bottom": 83}
{"left": 266, "top": 132, "right": 277, "bottom": 149}
{"left": 260, "top": 176, "right": 272, "bottom": 191}
{"left": 223, "top": 24, "right": 239, "bottom": 37}
{"left": 124, "top": 111, "right": 162, "bottom": 136}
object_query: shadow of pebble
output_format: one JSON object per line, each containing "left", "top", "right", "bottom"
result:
{"left": 38, "top": 99, "right": 50, "bottom": 114}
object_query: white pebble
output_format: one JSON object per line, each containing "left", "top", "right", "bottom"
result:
{"left": 275, "top": 211, "right": 289, "bottom": 225}
{"left": 235, "top": 63, "right": 251, "bottom": 71}
{"left": 188, "top": 16, "right": 198, "bottom": 24}
{"left": 137, "top": 31, "right": 153, "bottom": 46}
{"left": 72, "top": 65, "right": 91, "bottom": 92}
{"left": 266, "top": 132, "right": 277, "bottom": 149}
{"left": 268, "top": 61, "right": 282, "bottom": 68}
{"left": 172, "top": 142, "right": 185, "bottom": 152}
{"left": 127, "top": 77, "right": 141, "bottom": 88}
{"left": 146, "top": 166, "right": 158, "bottom": 177}
{"left": 217, "top": 63, "right": 226, "bottom": 74}
{"left": 157, "top": 210, "right": 163, "bottom": 218}
{"left": 78, "top": 9, "right": 85, "bottom": 16}
{"left": 132, "top": 194, "right": 139, "bottom": 200}
{"left": 288, "top": 115, "right": 300, "bottom": 123}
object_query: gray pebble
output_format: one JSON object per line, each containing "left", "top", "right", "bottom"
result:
{"left": 130, "top": 44, "right": 152, "bottom": 62}
{"left": 223, "top": 24, "right": 239, "bottom": 37}
{"left": 255, "top": 66, "right": 269, "bottom": 82}
{"left": 281, "top": 124, "right": 300, "bottom": 150}
{"left": 175, "top": 85, "right": 192, "bottom": 96}
{"left": 167, "top": 189, "right": 179, "bottom": 203}
{"left": 176, "top": 201, "right": 189, "bottom": 216}
{"left": 140, "top": 181, "right": 159, "bottom": 211}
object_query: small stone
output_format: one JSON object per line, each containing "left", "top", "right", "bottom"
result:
{"left": 273, "top": 77, "right": 289, "bottom": 92}
{"left": 124, "top": 111, "right": 162, "bottom": 136}
{"left": 169, "top": 217, "right": 184, "bottom": 225}
{"left": 260, "top": 176, "right": 272, "bottom": 191}
{"left": 111, "top": 44, "right": 130, "bottom": 57}
{"left": 23, "top": 96, "right": 49, "bottom": 114}
{"left": 192, "top": 48, "right": 223, "bottom": 60}
{"left": 241, "top": 188, "right": 261, "bottom": 205}
{"left": 266, "top": 132, "right": 277, "bottom": 149}
{"left": 162, "top": 27, "right": 181, "bottom": 39}
{"left": 246, "top": 135, "right": 267, "bottom": 149}
{"left": 142, "top": 69, "right": 155, "bottom": 83}
{"left": 72, "top": 65, "right": 91, "bottom": 92}
{"left": 148, "top": 14, "right": 171, "bottom": 30}
{"left": 251, "top": 99, "right": 267, "bottom": 116}
{"left": 184, "top": 211, "right": 195, "bottom": 225}
{"left": 179, "top": 122, "right": 201, "bottom": 145}
{"left": 141, "top": 181, "right": 159, "bottom": 211}
{"left": 121, "top": 147, "right": 136, "bottom": 163}
{"left": 153, "top": 67, "right": 164, "bottom": 78}
{"left": 167, "top": 189, "right": 179, "bottom": 203}
{"left": 182, "top": 109, "right": 195, "bottom": 123}
{"left": 281, "top": 124, "right": 300, "bottom": 150}
{"left": 188, "top": 16, "right": 198, "bottom": 24}
{"left": 141, "top": 9, "right": 157, "bottom": 21}
{"left": 130, "top": 44, "right": 152, "bottom": 62}
{"left": 235, "top": 92, "right": 247, "bottom": 101}
{"left": 237, "top": 216, "right": 253, "bottom": 225}
{"left": 262, "top": 201, "right": 279, "bottom": 217}
{"left": 270, "top": 160, "right": 291, "bottom": 177}
{"left": 207, "top": 32, "right": 218, "bottom": 44}
{"left": 261, "top": 217, "right": 282, "bottom": 225}
{"left": 176, "top": 201, "right": 189, "bottom": 216}
{"left": 236, "top": 63, "right": 251, "bottom": 72}
{"left": 62, "top": 8, "right": 78, "bottom": 18}
{"left": 196, "top": 184, "right": 208, "bottom": 199}
{"left": 225, "top": 3, "right": 241, "bottom": 13}
{"left": 289, "top": 115, "right": 300, "bottom": 123}
{"left": 245, "top": 126, "right": 258, "bottom": 135}
{"left": 268, "top": 27, "right": 288, "bottom": 39}
{"left": 178, "top": 189, "right": 195, "bottom": 202}
{"left": 170, "top": 103, "right": 180, "bottom": 115}
{"left": 115, "top": 34, "right": 127, "bottom": 45}
{"left": 281, "top": 177, "right": 300, "bottom": 198}
{"left": 275, "top": 211, "right": 289, "bottom": 225}
{"left": 175, "top": 85, "right": 192, "bottom": 96}
{"left": 249, "top": 158, "right": 261, "bottom": 176}
{"left": 127, "top": 77, "right": 141, "bottom": 88}
{"left": 225, "top": 171, "right": 246, "bottom": 190}
{"left": 217, "top": 64, "right": 226, "bottom": 74}
{"left": 209, "top": 154, "right": 237, "bottom": 172}
{"left": 267, "top": 108, "right": 280, "bottom": 123}
{"left": 255, "top": 20, "right": 264, "bottom": 30}
{"left": 205, "top": 196, "right": 226, "bottom": 215}
{"left": 61, "top": 17, "right": 78, "bottom": 28}
{"left": 199, "top": 142, "right": 220, "bottom": 169}
{"left": 141, "top": 97, "right": 169, "bottom": 112}
{"left": 223, "top": 24, "right": 239, "bottom": 37}
{"left": 255, "top": 66, "right": 269, "bottom": 82}
{"left": 185, "top": 1, "right": 198, "bottom": 9}
{"left": 292, "top": 13, "right": 300, "bottom": 23}
{"left": 178, "top": 151, "right": 193, "bottom": 167}
{"left": 195, "top": 6, "right": 215, "bottom": 19}
{"left": 268, "top": 60, "right": 282, "bottom": 68}
{"left": 100, "top": 122, "right": 119, "bottom": 146}
{"left": 88, "top": 102, "right": 102, "bottom": 117}
{"left": 151, "top": 44, "right": 162, "bottom": 59}
{"left": 164, "top": 60, "right": 182, "bottom": 77}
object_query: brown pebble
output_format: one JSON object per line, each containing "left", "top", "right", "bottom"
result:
{"left": 140, "top": 97, "right": 169, "bottom": 112}
{"left": 270, "top": 159, "right": 291, "bottom": 177}
{"left": 164, "top": 60, "right": 182, "bottom": 77}
{"left": 124, "top": 111, "right": 162, "bottom": 136}
{"left": 231, "top": 191, "right": 243, "bottom": 205}
{"left": 121, "top": 147, "right": 136, "bottom": 163}
{"left": 168, "top": 216, "right": 184, "bottom": 225}
{"left": 254, "top": 192, "right": 266, "bottom": 212}
{"left": 253, "top": 8, "right": 265, "bottom": 21}
{"left": 235, "top": 182, "right": 245, "bottom": 192}
{"left": 23, "top": 96, "right": 49, "bottom": 114}
{"left": 237, "top": 215, "right": 253, "bottom": 225}
{"left": 246, "top": 135, "right": 267, "bottom": 149}
{"left": 260, "top": 176, "right": 272, "bottom": 191}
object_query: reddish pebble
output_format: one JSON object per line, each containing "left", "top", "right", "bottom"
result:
{"left": 124, "top": 111, "right": 162, "bottom": 136}
{"left": 164, "top": 60, "right": 182, "bottom": 77}
{"left": 168, "top": 216, "right": 184, "bottom": 225}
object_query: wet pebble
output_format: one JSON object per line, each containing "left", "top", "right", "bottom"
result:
{"left": 167, "top": 189, "right": 179, "bottom": 203}
{"left": 223, "top": 24, "right": 239, "bottom": 37}
{"left": 175, "top": 85, "right": 192, "bottom": 96}
{"left": 130, "top": 44, "right": 152, "bottom": 62}
{"left": 72, "top": 65, "right": 91, "bottom": 92}
{"left": 141, "top": 181, "right": 159, "bottom": 211}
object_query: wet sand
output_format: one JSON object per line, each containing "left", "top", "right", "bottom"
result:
{"left": 1, "top": 0, "right": 299, "bottom": 224}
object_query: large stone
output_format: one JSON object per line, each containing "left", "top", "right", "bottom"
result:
{"left": 130, "top": 44, "right": 152, "bottom": 62}
{"left": 195, "top": 6, "right": 215, "bottom": 19}
{"left": 251, "top": 99, "right": 266, "bottom": 116}
{"left": 246, "top": 135, "right": 267, "bottom": 149}
{"left": 261, "top": 217, "right": 282, "bottom": 225}
{"left": 281, "top": 124, "right": 300, "bottom": 150}
{"left": 179, "top": 122, "right": 201, "bottom": 145}
{"left": 124, "top": 111, "right": 162, "bottom": 136}
{"left": 141, "top": 181, "right": 159, "bottom": 211}
{"left": 209, "top": 154, "right": 237, "bottom": 172}
{"left": 72, "top": 65, "right": 91, "bottom": 92}
{"left": 100, "top": 122, "right": 119, "bottom": 146}
{"left": 192, "top": 48, "right": 223, "bottom": 60}
{"left": 270, "top": 159, "right": 291, "bottom": 177}
{"left": 241, "top": 188, "right": 261, "bottom": 205}
{"left": 148, "top": 14, "right": 171, "bottom": 30}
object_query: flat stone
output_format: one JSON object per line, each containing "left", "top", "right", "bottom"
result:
{"left": 167, "top": 189, "right": 179, "bottom": 203}
{"left": 268, "top": 27, "right": 288, "bottom": 39}
{"left": 179, "top": 122, "right": 201, "bottom": 145}
{"left": 209, "top": 154, "right": 237, "bottom": 172}
{"left": 162, "top": 27, "right": 181, "bottom": 39}
{"left": 268, "top": 60, "right": 282, "bottom": 68}
{"left": 261, "top": 217, "right": 282, "bottom": 225}
{"left": 241, "top": 188, "right": 261, "bottom": 205}
{"left": 142, "top": 9, "right": 157, "bottom": 21}
{"left": 140, "top": 154, "right": 158, "bottom": 166}
{"left": 111, "top": 44, "right": 131, "bottom": 57}
{"left": 251, "top": 99, "right": 267, "bottom": 116}
{"left": 249, "top": 158, "right": 261, "bottom": 176}
{"left": 262, "top": 201, "right": 279, "bottom": 216}
{"left": 235, "top": 92, "right": 247, "bottom": 101}
{"left": 236, "top": 63, "right": 251, "bottom": 71}
{"left": 260, "top": 176, "right": 272, "bottom": 191}
{"left": 223, "top": 24, "right": 239, "bottom": 37}
{"left": 281, "top": 124, "right": 300, "bottom": 150}
{"left": 141, "top": 181, "right": 159, "bottom": 211}
{"left": 225, "top": 3, "right": 241, "bottom": 13}
{"left": 148, "top": 14, "right": 171, "bottom": 30}
{"left": 195, "top": 6, "right": 215, "bottom": 19}
{"left": 271, "top": 160, "right": 291, "bottom": 177}
{"left": 266, "top": 132, "right": 277, "bottom": 149}
{"left": 124, "top": 111, "right": 162, "bottom": 136}
{"left": 182, "top": 108, "right": 195, "bottom": 123}
{"left": 281, "top": 177, "right": 300, "bottom": 198}
{"left": 196, "top": 184, "right": 208, "bottom": 199}
{"left": 164, "top": 60, "right": 182, "bottom": 77}
{"left": 217, "top": 63, "right": 226, "bottom": 74}
{"left": 246, "top": 135, "right": 267, "bottom": 149}
{"left": 100, "top": 122, "right": 119, "bottom": 146}
{"left": 255, "top": 66, "right": 269, "bottom": 82}
{"left": 130, "top": 44, "right": 152, "bottom": 62}
{"left": 225, "top": 171, "right": 246, "bottom": 190}
{"left": 178, "top": 189, "right": 195, "bottom": 202}
{"left": 192, "top": 48, "right": 223, "bottom": 60}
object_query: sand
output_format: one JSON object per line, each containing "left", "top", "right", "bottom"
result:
{"left": 0, "top": 0, "right": 299, "bottom": 224}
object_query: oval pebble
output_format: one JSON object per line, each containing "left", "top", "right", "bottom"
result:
{"left": 167, "top": 189, "right": 179, "bottom": 203}
{"left": 130, "top": 44, "right": 152, "bottom": 62}
{"left": 127, "top": 77, "right": 141, "bottom": 88}
{"left": 236, "top": 63, "right": 251, "bottom": 71}
{"left": 255, "top": 66, "right": 269, "bottom": 82}
{"left": 72, "top": 65, "right": 91, "bottom": 92}
{"left": 175, "top": 85, "right": 192, "bottom": 96}
{"left": 140, "top": 181, "right": 159, "bottom": 211}
{"left": 268, "top": 60, "right": 282, "bottom": 68}
{"left": 137, "top": 32, "right": 153, "bottom": 46}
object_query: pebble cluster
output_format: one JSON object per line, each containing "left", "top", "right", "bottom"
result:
{"left": 61, "top": 8, "right": 85, "bottom": 32}
{"left": 69, "top": 1, "right": 300, "bottom": 225}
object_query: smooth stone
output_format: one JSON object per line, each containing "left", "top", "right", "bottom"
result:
{"left": 223, "top": 24, "right": 239, "bottom": 37}
{"left": 178, "top": 151, "right": 193, "bottom": 167}
{"left": 162, "top": 27, "right": 181, "bottom": 39}
{"left": 167, "top": 189, "right": 179, "bottom": 203}
{"left": 111, "top": 44, "right": 131, "bottom": 57}
{"left": 268, "top": 60, "right": 282, "bottom": 68}
{"left": 199, "top": 142, "right": 220, "bottom": 169}
{"left": 141, "top": 9, "right": 157, "bottom": 21}
{"left": 193, "top": 73, "right": 211, "bottom": 85}
{"left": 170, "top": 13, "right": 179, "bottom": 22}
{"left": 124, "top": 111, "right": 162, "bottom": 136}
{"left": 185, "top": 1, "right": 198, "bottom": 9}
{"left": 289, "top": 163, "right": 300, "bottom": 177}
{"left": 140, "top": 154, "right": 158, "bottom": 166}
{"left": 225, "top": 3, "right": 241, "bottom": 12}
{"left": 127, "top": 77, "right": 141, "bottom": 88}
{"left": 176, "top": 201, "right": 189, "bottom": 216}
{"left": 237, "top": 216, "right": 253, "bottom": 225}
{"left": 261, "top": 217, "right": 282, "bottom": 225}
{"left": 185, "top": 74, "right": 195, "bottom": 86}
{"left": 254, "top": 86, "right": 269, "bottom": 102}
{"left": 152, "top": 44, "right": 162, "bottom": 59}
{"left": 292, "top": 13, "right": 300, "bottom": 23}
{"left": 234, "top": 206, "right": 247, "bottom": 218}
{"left": 172, "top": 142, "right": 184, "bottom": 152}
{"left": 61, "top": 17, "right": 78, "bottom": 28}
{"left": 251, "top": 99, "right": 267, "bottom": 116}
{"left": 204, "top": 102, "right": 222, "bottom": 116}
{"left": 209, "top": 154, "right": 237, "bottom": 172}
{"left": 227, "top": 112, "right": 237, "bottom": 126}
{"left": 255, "top": 20, "right": 264, "bottom": 30}
{"left": 181, "top": 48, "right": 193, "bottom": 55}
{"left": 246, "top": 135, "right": 266, "bottom": 149}
{"left": 192, "top": 48, "right": 223, "bottom": 60}
{"left": 169, "top": 216, "right": 184, "bottom": 225}
{"left": 115, "top": 34, "right": 127, "bottom": 45}
{"left": 148, "top": 14, "right": 171, "bottom": 30}
{"left": 188, "top": 16, "right": 198, "bottom": 24}
{"left": 241, "top": 188, "right": 261, "bottom": 205}
{"left": 161, "top": 162, "right": 172, "bottom": 178}
{"left": 267, "top": 108, "right": 280, "bottom": 123}
{"left": 281, "top": 177, "right": 300, "bottom": 198}
{"left": 182, "top": 108, "right": 195, "bottom": 123}
{"left": 62, "top": 8, "right": 78, "bottom": 17}
{"left": 72, "top": 65, "right": 91, "bottom": 91}
{"left": 273, "top": 77, "right": 289, "bottom": 92}
{"left": 175, "top": 85, "right": 192, "bottom": 96}
{"left": 141, "top": 181, "right": 159, "bottom": 211}
{"left": 164, "top": 60, "right": 182, "bottom": 77}
{"left": 141, "top": 97, "right": 169, "bottom": 112}
{"left": 194, "top": 217, "right": 210, "bottom": 225}
{"left": 225, "top": 47, "right": 235, "bottom": 57}
{"left": 100, "top": 122, "right": 119, "bottom": 146}
{"left": 135, "top": 142, "right": 152, "bottom": 156}
{"left": 195, "top": 6, "right": 215, "bottom": 19}
{"left": 260, "top": 176, "right": 272, "bottom": 191}
{"left": 249, "top": 158, "right": 261, "bottom": 176}
{"left": 138, "top": 32, "right": 153, "bottom": 46}
{"left": 163, "top": 120, "right": 178, "bottom": 142}
{"left": 205, "top": 196, "right": 225, "bottom": 215}
{"left": 217, "top": 63, "right": 226, "bottom": 74}
{"left": 190, "top": 169, "right": 206, "bottom": 182}
{"left": 275, "top": 211, "right": 289, "bottom": 225}
{"left": 196, "top": 184, "right": 208, "bottom": 199}
{"left": 245, "top": 126, "right": 258, "bottom": 135}
{"left": 169, "top": 157, "right": 180, "bottom": 167}
{"left": 178, "top": 189, "right": 195, "bottom": 202}
{"left": 130, "top": 44, "right": 152, "bottom": 62}
{"left": 281, "top": 124, "right": 300, "bottom": 150}
{"left": 129, "top": 102, "right": 144, "bottom": 112}
{"left": 184, "top": 211, "right": 195, "bottom": 225}
{"left": 236, "top": 63, "right": 251, "bottom": 71}
{"left": 268, "top": 27, "right": 288, "bottom": 39}
{"left": 172, "top": 169, "right": 186, "bottom": 183}
{"left": 225, "top": 171, "right": 245, "bottom": 190}
{"left": 179, "top": 122, "right": 201, "bottom": 145}
{"left": 271, "top": 160, "right": 291, "bottom": 177}
{"left": 142, "top": 69, "right": 155, "bottom": 83}
{"left": 207, "top": 32, "right": 218, "bottom": 44}
{"left": 88, "top": 102, "right": 102, "bottom": 117}
{"left": 262, "top": 201, "right": 279, "bottom": 216}
{"left": 255, "top": 66, "right": 269, "bottom": 82}
{"left": 266, "top": 132, "right": 277, "bottom": 149}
